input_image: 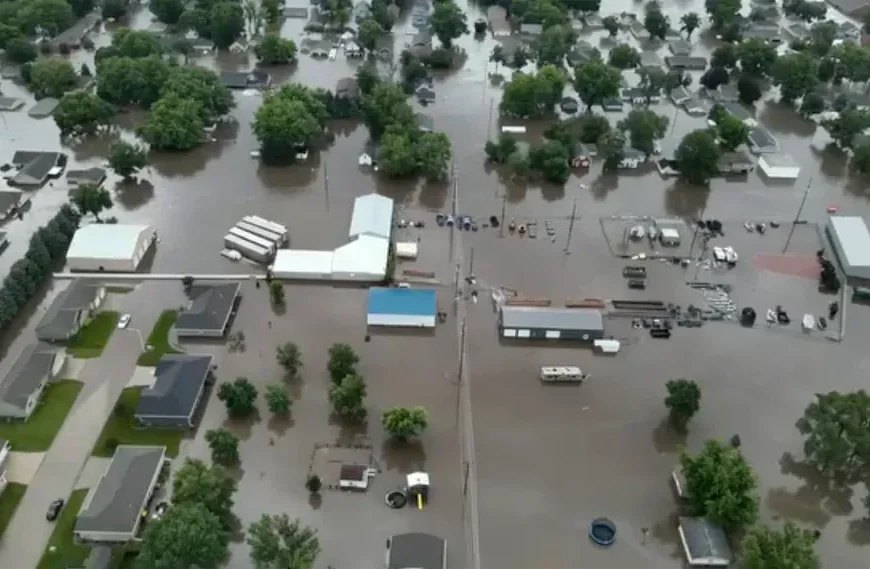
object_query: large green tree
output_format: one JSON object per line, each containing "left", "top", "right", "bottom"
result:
{"left": 675, "top": 129, "right": 720, "bottom": 184}
{"left": 171, "top": 458, "right": 237, "bottom": 528}
{"left": 108, "top": 140, "right": 148, "bottom": 179}
{"left": 255, "top": 34, "right": 297, "bottom": 64}
{"left": 535, "top": 24, "right": 574, "bottom": 67}
{"left": 253, "top": 84, "right": 328, "bottom": 165}
{"left": 53, "top": 92, "right": 116, "bottom": 137}
{"left": 771, "top": 51, "right": 819, "bottom": 105}
{"left": 572, "top": 59, "right": 621, "bottom": 111}
{"left": 5, "top": 37, "right": 37, "bottom": 64}
{"left": 217, "top": 377, "right": 259, "bottom": 417}
{"left": 742, "top": 522, "right": 819, "bottom": 569}
{"left": 681, "top": 439, "right": 759, "bottom": 530}
{"left": 664, "top": 379, "right": 701, "bottom": 431}
{"left": 429, "top": 1, "right": 467, "bottom": 48}
{"left": 382, "top": 406, "right": 428, "bottom": 440}
{"left": 265, "top": 383, "right": 291, "bottom": 415}
{"left": 618, "top": 109, "right": 668, "bottom": 157}
{"left": 137, "top": 93, "right": 204, "bottom": 151}
{"left": 209, "top": 2, "right": 244, "bottom": 49}
{"left": 738, "top": 38, "right": 778, "bottom": 76}
{"left": 378, "top": 126, "right": 417, "bottom": 178}
{"left": 823, "top": 109, "right": 870, "bottom": 150}
{"left": 28, "top": 58, "right": 77, "bottom": 99}
{"left": 362, "top": 81, "right": 415, "bottom": 137}
{"left": 795, "top": 390, "right": 870, "bottom": 480}
{"left": 71, "top": 184, "right": 113, "bottom": 219}
{"left": 327, "top": 343, "right": 359, "bottom": 383}
{"left": 643, "top": 1, "right": 669, "bottom": 41}
{"left": 329, "top": 374, "right": 367, "bottom": 420}
{"left": 276, "top": 342, "right": 302, "bottom": 378}
{"left": 716, "top": 114, "right": 750, "bottom": 150}
{"left": 135, "top": 504, "right": 229, "bottom": 569}
{"left": 705, "top": 0, "right": 741, "bottom": 32}
{"left": 500, "top": 67, "right": 566, "bottom": 118}
{"left": 205, "top": 427, "right": 240, "bottom": 465}
{"left": 97, "top": 28, "right": 164, "bottom": 62}
{"left": 247, "top": 514, "right": 320, "bottom": 569}
{"left": 151, "top": 0, "right": 185, "bottom": 24}
{"left": 161, "top": 65, "right": 234, "bottom": 123}
{"left": 608, "top": 44, "right": 641, "bottom": 70}
{"left": 415, "top": 131, "right": 452, "bottom": 180}
{"left": 97, "top": 56, "right": 170, "bottom": 107}
{"left": 19, "top": 0, "right": 74, "bottom": 35}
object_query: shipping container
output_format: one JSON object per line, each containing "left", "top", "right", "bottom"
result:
{"left": 224, "top": 234, "right": 273, "bottom": 264}
{"left": 227, "top": 227, "right": 276, "bottom": 253}
{"left": 235, "top": 221, "right": 283, "bottom": 247}
{"left": 243, "top": 216, "right": 289, "bottom": 243}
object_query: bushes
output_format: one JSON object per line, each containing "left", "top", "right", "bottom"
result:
{"left": 0, "top": 205, "right": 79, "bottom": 329}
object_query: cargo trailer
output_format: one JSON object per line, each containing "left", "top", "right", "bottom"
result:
{"left": 243, "top": 216, "right": 288, "bottom": 244}
{"left": 227, "top": 227, "right": 276, "bottom": 253}
{"left": 224, "top": 234, "right": 273, "bottom": 263}
{"left": 235, "top": 220, "right": 283, "bottom": 247}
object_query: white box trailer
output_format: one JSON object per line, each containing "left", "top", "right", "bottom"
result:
{"left": 227, "top": 227, "right": 276, "bottom": 253}
{"left": 224, "top": 234, "right": 273, "bottom": 264}
{"left": 235, "top": 221, "right": 283, "bottom": 247}
{"left": 540, "top": 366, "right": 588, "bottom": 383}
{"left": 243, "top": 216, "right": 288, "bottom": 244}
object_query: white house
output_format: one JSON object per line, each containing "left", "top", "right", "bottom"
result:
{"left": 67, "top": 224, "right": 157, "bottom": 272}
{"left": 0, "top": 438, "right": 9, "bottom": 494}
{"left": 0, "top": 345, "right": 66, "bottom": 421}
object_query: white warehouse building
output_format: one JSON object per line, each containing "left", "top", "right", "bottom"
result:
{"left": 67, "top": 224, "right": 157, "bottom": 272}
{"left": 271, "top": 194, "right": 393, "bottom": 282}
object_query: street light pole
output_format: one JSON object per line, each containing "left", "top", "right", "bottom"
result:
{"left": 783, "top": 177, "right": 813, "bottom": 254}
{"left": 564, "top": 198, "right": 577, "bottom": 254}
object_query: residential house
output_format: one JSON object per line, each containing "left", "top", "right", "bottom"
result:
{"left": 748, "top": 126, "right": 779, "bottom": 154}
{"left": 219, "top": 70, "right": 271, "bottom": 89}
{"left": 721, "top": 101, "right": 757, "bottom": 126}
{"left": 711, "top": 84, "right": 740, "bottom": 104}
{"left": 520, "top": 23, "right": 543, "bottom": 36}
{"left": 570, "top": 143, "right": 597, "bottom": 168}
{"left": 664, "top": 28, "right": 683, "bottom": 42}
{"left": 601, "top": 97, "right": 624, "bottom": 112}
{"left": 345, "top": 39, "right": 363, "bottom": 57}
{"left": 283, "top": 6, "right": 309, "bottom": 19}
{"left": 718, "top": 150, "right": 755, "bottom": 174}
{"left": 827, "top": 0, "right": 870, "bottom": 19}
{"left": 191, "top": 37, "right": 216, "bottom": 54}
{"left": 837, "top": 21, "right": 861, "bottom": 40}
{"left": 486, "top": 6, "right": 511, "bottom": 37}
{"left": 670, "top": 86, "right": 691, "bottom": 106}
{"left": 665, "top": 56, "right": 707, "bottom": 71}
{"left": 416, "top": 84, "right": 436, "bottom": 104}
{"left": 27, "top": 98, "right": 60, "bottom": 119}
{"left": 9, "top": 151, "right": 66, "bottom": 187}
{"left": 409, "top": 30, "right": 432, "bottom": 58}
{"left": 743, "top": 24, "right": 781, "bottom": 43}
{"left": 0, "top": 344, "right": 66, "bottom": 421}
{"left": 622, "top": 87, "right": 658, "bottom": 104}
{"left": 49, "top": 12, "right": 100, "bottom": 49}
{"left": 684, "top": 96, "right": 707, "bottom": 116}
{"left": 134, "top": 354, "right": 214, "bottom": 428}
{"left": 74, "top": 446, "right": 167, "bottom": 543}
{"left": 668, "top": 39, "right": 692, "bottom": 56}
{"left": 567, "top": 41, "right": 600, "bottom": 66}
{"left": 584, "top": 13, "right": 603, "bottom": 29}
{"left": 66, "top": 167, "right": 106, "bottom": 188}
{"left": 175, "top": 282, "right": 242, "bottom": 338}
{"left": 335, "top": 77, "right": 360, "bottom": 101}
{"left": 373, "top": 34, "right": 395, "bottom": 61}
{"left": 629, "top": 20, "right": 650, "bottom": 40}
{"left": 619, "top": 148, "right": 646, "bottom": 169}
{"left": 784, "top": 23, "right": 810, "bottom": 42}
{"left": 0, "top": 189, "right": 27, "bottom": 219}
{"left": 415, "top": 113, "right": 434, "bottom": 132}
{"left": 36, "top": 279, "right": 106, "bottom": 343}
{"left": 229, "top": 38, "right": 249, "bottom": 53}
{"left": 640, "top": 51, "right": 664, "bottom": 72}
{"left": 0, "top": 97, "right": 24, "bottom": 112}
{"left": 359, "top": 141, "right": 379, "bottom": 167}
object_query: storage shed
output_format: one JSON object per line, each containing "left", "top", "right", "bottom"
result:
{"left": 396, "top": 241, "right": 419, "bottom": 260}
{"left": 758, "top": 153, "right": 800, "bottom": 180}
{"left": 271, "top": 250, "right": 334, "bottom": 280}
{"left": 332, "top": 235, "right": 390, "bottom": 282}
{"left": 367, "top": 287, "right": 437, "bottom": 327}
{"left": 826, "top": 216, "right": 870, "bottom": 286}
{"left": 500, "top": 307, "right": 604, "bottom": 341}
{"left": 677, "top": 517, "right": 732, "bottom": 567}
{"left": 67, "top": 224, "right": 156, "bottom": 272}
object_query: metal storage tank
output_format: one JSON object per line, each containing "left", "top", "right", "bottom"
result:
{"left": 227, "top": 227, "right": 276, "bottom": 253}
{"left": 235, "top": 221, "right": 283, "bottom": 247}
{"left": 224, "top": 234, "right": 273, "bottom": 264}
{"left": 243, "top": 216, "right": 288, "bottom": 244}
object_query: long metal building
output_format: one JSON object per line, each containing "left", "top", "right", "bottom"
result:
{"left": 224, "top": 234, "right": 273, "bottom": 264}
{"left": 825, "top": 216, "right": 870, "bottom": 287}
{"left": 499, "top": 306, "right": 605, "bottom": 341}
{"left": 235, "top": 221, "right": 283, "bottom": 247}
{"left": 243, "top": 216, "right": 288, "bottom": 244}
{"left": 227, "top": 227, "right": 275, "bottom": 253}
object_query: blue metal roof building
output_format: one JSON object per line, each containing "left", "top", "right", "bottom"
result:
{"left": 367, "top": 287, "right": 437, "bottom": 328}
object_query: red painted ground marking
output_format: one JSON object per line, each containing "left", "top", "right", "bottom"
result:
{"left": 752, "top": 254, "right": 819, "bottom": 279}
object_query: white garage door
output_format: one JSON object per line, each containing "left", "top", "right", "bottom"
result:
{"left": 517, "top": 329, "right": 531, "bottom": 338}
{"left": 503, "top": 329, "right": 517, "bottom": 337}
{"left": 545, "top": 330, "right": 560, "bottom": 339}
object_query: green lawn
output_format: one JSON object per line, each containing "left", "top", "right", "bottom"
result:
{"left": 66, "top": 311, "right": 120, "bottom": 358}
{"left": 111, "top": 549, "right": 138, "bottom": 569}
{"left": 92, "top": 387, "right": 182, "bottom": 458}
{"left": 0, "top": 380, "right": 83, "bottom": 451}
{"left": 136, "top": 310, "right": 180, "bottom": 366}
{"left": 0, "top": 483, "right": 27, "bottom": 537}
{"left": 36, "top": 488, "right": 90, "bottom": 569}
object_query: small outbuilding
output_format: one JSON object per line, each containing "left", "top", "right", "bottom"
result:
{"left": 500, "top": 306, "right": 604, "bottom": 341}
{"left": 826, "top": 215, "right": 870, "bottom": 286}
{"left": 66, "top": 224, "right": 157, "bottom": 272}
{"left": 386, "top": 533, "right": 447, "bottom": 569}
{"left": 395, "top": 242, "right": 419, "bottom": 260}
{"left": 677, "top": 517, "right": 732, "bottom": 567}
{"left": 758, "top": 153, "right": 800, "bottom": 180}
{"left": 367, "top": 287, "right": 437, "bottom": 328}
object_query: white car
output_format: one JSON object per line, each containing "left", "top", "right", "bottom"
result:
{"left": 118, "top": 314, "right": 132, "bottom": 329}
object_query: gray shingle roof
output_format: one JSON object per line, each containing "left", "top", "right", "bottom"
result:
{"left": 0, "top": 344, "right": 58, "bottom": 415}
{"left": 36, "top": 280, "right": 103, "bottom": 342}
{"left": 134, "top": 354, "right": 212, "bottom": 419}
{"left": 501, "top": 307, "right": 604, "bottom": 331}
{"left": 9, "top": 151, "right": 64, "bottom": 186}
{"left": 175, "top": 283, "right": 240, "bottom": 335}
{"left": 678, "top": 517, "right": 732, "bottom": 564}
{"left": 0, "top": 189, "right": 23, "bottom": 212}
{"left": 75, "top": 446, "right": 166, "bottom": 536}
{"left": 388, "top": 533, "right": 446, "bottom": 569}
{"left": 27, "top": 98, "right": 60, "bottom": 118}
{"left": 67, "top": 167, "right": 107, "bottom": 185}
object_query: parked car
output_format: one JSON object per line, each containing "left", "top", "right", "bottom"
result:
{"left": 46, "top": 498, "right": 64, "bottom": 521}
{"left": 117, "top": 313, "right": 132, "bottom": 329}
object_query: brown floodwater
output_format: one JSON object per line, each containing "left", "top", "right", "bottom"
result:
{"left": 1, "top": 0, "right": 870, "bottom": 566}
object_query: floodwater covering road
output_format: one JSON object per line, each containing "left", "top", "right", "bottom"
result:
{"left": 0, "top": 0, "right": 868, "bottom": 565}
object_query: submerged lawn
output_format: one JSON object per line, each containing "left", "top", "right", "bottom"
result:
{"left": 136, "top": 310, "right": 179, "bottom": 366}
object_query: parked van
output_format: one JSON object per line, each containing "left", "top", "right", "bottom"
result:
{"left": 540, "top": 366, "right": 588, "bottom": 383}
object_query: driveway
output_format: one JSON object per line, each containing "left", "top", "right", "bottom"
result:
{"left": 4, "top": 452, "right": 45, "bottom": 484}
{"left": 0, "top": 331, "right": 142, "bottom": 569}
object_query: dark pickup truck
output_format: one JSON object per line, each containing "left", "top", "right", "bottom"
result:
{"left": 623, "top": 266, "right": 647, "bottom": 279}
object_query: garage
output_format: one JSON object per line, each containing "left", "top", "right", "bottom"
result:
{"left": 367, "top": 287, "right": 437, "bottom": 328}
{"left": 66, "top": 224, "right": 157, "bottom": 272}
{"left": 758, "top": 153, "right": 800, "bottom": 180}
{"left": 499, "top": 306, "right": 604, "bottom": 341}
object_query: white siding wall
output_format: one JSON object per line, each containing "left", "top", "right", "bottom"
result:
{"left": 367, "top": 313, "right": 436, "bottom": 328}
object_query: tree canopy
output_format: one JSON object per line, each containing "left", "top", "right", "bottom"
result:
{"left": 675, "top": 129, "right": 721, "bottom": 184}
{"left": 771, "top": 51, "right": 818, "bottom": 104}
{"left": 643, "top": 1, "right": 669, "bottom": 41}
{"left": 618, "top": 108, "right": 668, "bottom": 157}
{"left": 608, "top": 44, "right": 641, "bottom": 70}
{"left": 429, "top": 0, "right": 468, "bottom": 48}
{"left": 382, "top": 406, "right": 429, "bottom": 440}
{"left": 135, "top": 504, "right": 229, "bottom": 569}
{"left": 795, "top": 390, "right": 870, "bottom": 480}
{"left": 329, "top": 374, "right": 368, "bottom": 420}
{"left": 276, "top": 342, "right": 303, "bottom": 378}
{"left": 205, "top": 427, "right": 241, "bottom": 465}
{"left": 573, "top": 59, "right": 621, "bottom": 111}
{"left": 500, "top": 66, "right": 566, "bottom": 118}
{"left": 716, "top": 114, "right": 750, "bottom": 150}
{"left": 172, "top": 458, "right": 237, "bottom": 528}
{"left": 137, "top": 93, "right": 204, "bottom": 151}
{"left": 97, "top": 56, "right": 171, "bottom": 108}
{"left": 742, "top": 522, "right": 820, "bottom": 569}
{"left": 108, "top": 140, "right": 148, "bottom": 179}
{"left": 54, "top": 92, "right": 116, "bottom": 137}
{"left": 28, "top": 58, "right": 77, "bottom": 99}
{"left": 265, "top": 383, "right": 291, "bottom": 415}
{"left": 255, "top": 33, "right": 298, "bottom": 64}
{"left": 247, "top": 514, "right": 320, "bottom": 569}
{"left": 161, "top": 65, "right": 235, "bottom": 124}
{"left": 254, "top": 83, "right": 328, "bottom": 165}
{"left": 738, "top": 38, "right": 778, "bottom": 76}
{"left": 217, "top": 377, "right": 259, "bottom": 417}
{"left": 209, "top": 1, "right": 245, "bottom": 49}
{"left": 71, "top": 184, "right": 113, "bottom": 219}
{"left": 664, "top": 378, "right": 701, "bottom": 431}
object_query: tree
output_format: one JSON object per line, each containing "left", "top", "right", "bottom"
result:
{"left": 771, "top": 51, "right": 819, "bottom": 105}
{"left": 573, "top": 60, "right": 621, "bottom": 111}
{"left": 485, "top": 136, "right": 519, "bottom": 162}
{"left": 528, "top": 140, "right": 570, "bottom": 183}
{"left": 53, "top": 92, "right": 116, "bottom": 137}
{"left": 680, "top": 12, "right": 701, "bottom": 39}
{"left": 639, "top": 67, "right": 668, "bottom": 102}
{"left": 378, "top": 128, "right": 417, "bottom": 178}
{"left": 329, "top": 374, "right": 368, "bottom": 420}
{"left": 247, "top": 514, "right": 320, "bottom": 569}
{"left": 577, "top": 114, "right": 611, "bottom": 143}
{"left": 137, "top": 93, "right": 204, "bottom": 151}
{"left": 574, "top": 0, "right": 601, "bottom": 11}
{"left": 71, "top": 184, "right": 113, "bottom": 219}
{"left": 28, "top": 58, "right": 77, "bottom": 99}
{"left": 711, "top": 44, "right": 737, "bottom": 69}
{"left": 664, "top": 379, "right": 701, "bottom": 430}
{"left": 19, "top": 0, "right": 74, "bottom": 35}
{"left": 265, "top": 383, "right": 291, "bottom": 415}
{"left": 602, "top": 15, "right": 619, "bottom": 37}
{"left": 800, "top": 92, "right": 825, "bottom": 116}
{"left": 415, "top": 131, "right": 452, "bottom": 180}
{"left": 96, "top": 56, "right": 170, "bottom": 108}
{"left": 618, "top": 109, "right": 668, "bottom": 157}
{"left": 823, "top": 109, "right": 870, "bottom": 150}
{"left": 269, "top": 280, "right": 285, "bottom": 305}
{"left": 327, "top": 343, "right": 359, "bottom": 382}
{"left": 716, "top": 114, "right": 749, "bottom": 150}
{"left": 737, "top": 75, "right": 762, "bottom": 105}
{"left": 0, "top": 23, "right": 22, "bottom": 50}
{"left": 151, "top": 0, "right": 185, "bottom": 24}
{"left": 382, "top": 406, "right": 428, "bottom": 440}
{"left": 5, "top": 38, "right": 37, "bottom": 64}
{"left": 356, "top": 64, "right": 380, "bottom": 95}
{"left": 255, "top": 34, "right": 297, "bottom": 64}
{"left": 599, "top": 129, "right": 626, "bottom": 171}
{"left": 254, "top": 84, "right": 328, "bottom": 164}
{"left": 135, "top": 504, "right": 229, "bottom": 569}
{"left": 852, "top": 144, "right": 870, "bottom": 176}
{"left": 500, "top": 67, "right": 566, "bottom": 118}
{"left": 809, "top": 20, "right": 836, "bottom": 56}
{"left": 357, "top": 17, "right": 382, "bottom": 52}
{"left": 700, "top": 66, "right": 729, "bottom": 91}
{"left": 675, "top": 129, "right": 720, "bottom": 184}
{"left": 217, "top": 377, "right": 259, "bottom": 417}
{"left": 681, "top": 439, "right": 759, "bottom": 530}
{"left": 210, "top": 1, "right": 244, "bottom": 49}
{"left": 705, "top": 0, "right": 740, "bottom": 32}
{"left": 508, "top": 47, "right": 530, "bottom": 71}
{"left": 305, "top": 474, "right": 322, "bottom": 493}
{"left": 643, "top": 1, "right": 669, "bottom": 41}
{"left": 161, "top": 65, "right": 234, "bottom": 123}
{"left": 429, "top": 1, "right": 467, "bottom": 49}
{"left": 608, "top": 44, "right": 641, "bottom": 70}
{"left": 276, "top": 342, "right": 302, "bottom": 378}
{"left": 262, "top": 0, "right": 280, "bottom": 22}
{"left": 535, "top": 24, "right": 573, "bottom": 67}
{"left": 107, "top": 141, "right": 148, "bottom": 179}
{"left": 738, "top": 38, "right": 778, "bottom": 76}
{"left": 205, "top": 428, "right": 240, "bottom": 465}
{"left": 98, "top": 28, "right": 164, "bottom": 61}
{"left": 795, "top": 390, "right": 870, "bottom": 480}
{"left": 742, "top": 522, "right": 819, "bottom": 569}
{"left": 172, "top": 458, "right": 237, "bottom": 528}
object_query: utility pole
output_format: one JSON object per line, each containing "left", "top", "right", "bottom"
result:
{"left": 458, "top": 317, "right": 467, "bottom": 382}
{"left": 487, "top": 99, "right": 494, "bottom": 139}
{"left": 468, "top": 247, "right": 475, "bottom": 280}
{"left": 323, "top": 159, "right": 330, "bottom": 211}
{"left": 783, "top": 177, "right": 812, "bottom": 254}
{"left": 451, "top": 161, "right": 458, "bottom": 218}
{"left": 499, "top": 195, "right": 507, "bottom": 238}
{"left": 563, "top": 198, "right": 577, "bottom": 254}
